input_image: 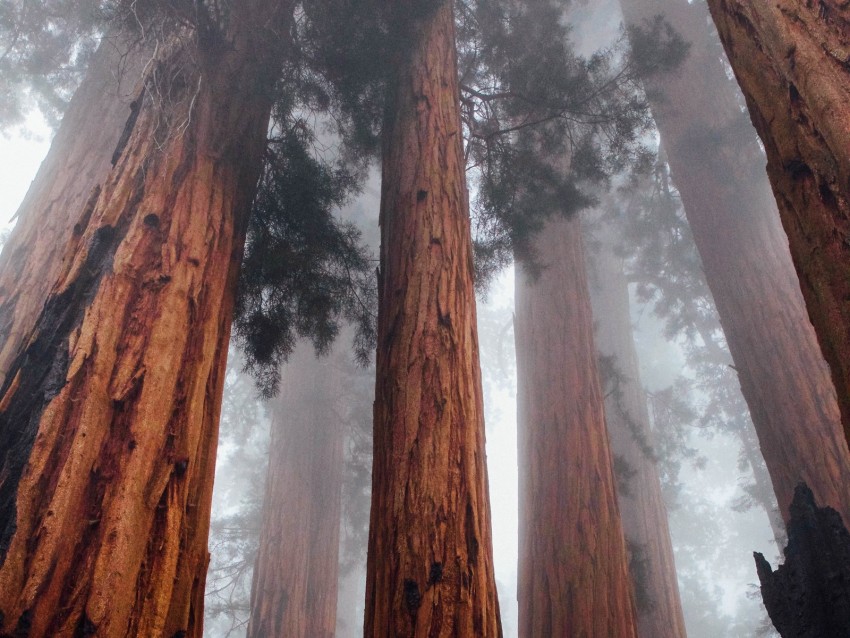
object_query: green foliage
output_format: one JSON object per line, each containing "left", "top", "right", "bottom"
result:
{"left": 0, "top": 0, "right": 107, "bottom": 127}
{"left": 234, "top": 122, "right": 377, "bottom": 398}
{"left": 456, "top": 0, "right": 670, "bottom": 289}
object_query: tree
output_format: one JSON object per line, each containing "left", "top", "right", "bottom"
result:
{"left": 247, "top": 344, "right": 345, "bottom": 638}
{"left": 619, "top": 0, "right": 850, "bottom": 525}
{"left": 364, "top": 0, "right": 502, "bottom": 633}
{"left": 587, "top": 217, "right": 687, "bottom": 638}
{"left": 703, "top": 0, "right": 850, "bottom": 447}
{"left": 515, "top": 216, "right": 638, "bottom": 637}
{"left": 0, "top": 2, "right": 294, "bottom": 633}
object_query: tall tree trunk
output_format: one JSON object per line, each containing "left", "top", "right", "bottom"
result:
{"left": 364, "top": 0, "right": 502, "bottom": 634}
{"left": 0, "top": 30, "right": 147, "bottom": 388}
{"left": 0, "top": 4, "right": 291, "bottom": 635}
{"left": 618, "top": 0, "right": 850, "bottom": 525}
{"left": 586, "top": 220, "right": 687, "bottom": 638}
{"left": 248, "top": 342, "right": 345, "bottom": 638}
{"left": 515, "top": 215, "right": 638, "bottom": 638}
{"left": 703, "top": 1, "right": 850, "bottom": 447}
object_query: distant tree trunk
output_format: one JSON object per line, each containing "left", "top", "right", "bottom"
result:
{"left": 515, "top": 215, "right": 638, "bottom": 638}
{"left": 364, "top": 0, "right": 502, "bottom": 634}
{"left": 701, "top": 1, "right": 850, "bottom": 449}
{"left": 248, "top": 343, "right": 344, "bottom": 638}
{"left": 0, "top": 30, "right": 147, "bottom": 388}
{"left": 586, "top": 220, "right": 687, "bottom": 638}
{"left": 619, "top": 0, "right": 850, "bottom": 525}
{"left": 0, "top": 4, "right": 292, "bottom": 635}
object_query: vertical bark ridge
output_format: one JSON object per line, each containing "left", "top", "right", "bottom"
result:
{"left": 515, "top": 216, "right": 639, "bottom": 638}
{"left": 0, "top": 31, "right": 149, "bottom": 390}
{"left": 365, "top": 1, "right": 502, "bottom": 635}
{"left": 619, "top": 0, "right": 850, "bottom": 524}
{"left": 702, "top": 0, "right": 850, "bottom": 448}
{"left": 0, "top": 2, "right": 293, "bottom": 634}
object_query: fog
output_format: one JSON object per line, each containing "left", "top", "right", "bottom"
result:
{"left": 2, "top": 0, "right": 840, "bottom": 636}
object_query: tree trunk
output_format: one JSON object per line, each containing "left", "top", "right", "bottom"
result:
{"left": 364, "top": 0, "right": 502, "bottom": 634}
{"left": 701, "top": 0, "right": 850, "bottom": 450}
{"left": 515, "top": 215, "right": 638, "bottom": 638}
{"left": 0, "top": 30, "right": 148, "bottom": 389}
{"left": 755, "top": 483, "right": 850, "bottom": 638}
{"left": 0, "top": 5, "right": 291, "bottom": 635}
{"left": 586, "top": 220, "right": 687, "bottom": 638}
{"left": 248, "top": 342, "right": 345, "bottom": 638}
{"left": 619, "top": 0, "right": 850, "bottom": 525}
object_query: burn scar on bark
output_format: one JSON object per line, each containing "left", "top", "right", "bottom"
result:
{"left": 0, "top": 224, "right": 124, "bottom": 566}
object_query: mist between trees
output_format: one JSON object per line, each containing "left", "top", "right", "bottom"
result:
{"left": 0, "top": 0, "right": 849, "bottom": 636}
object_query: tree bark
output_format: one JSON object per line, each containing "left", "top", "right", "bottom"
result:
{"left": 619, "top": 0, "right": 850, "bottom": 525}
{"left": 755, "top": 483, "right": 850, "bottom": 638}
{"left": 0, "top": 4, "right": 292, "bottom": 635}
{"left": 586, "top": 220, "right": 687, "bottom": 638}
{"left": 364, "top": 0, "right": 502, "bottom": 635}
{"left": 0, "top": 30, "right": 148, "bottom": 389}
{"left": 702, "top": 0, "right": 850, "bottom": 449}
{"left": 248, "top": 342, "right": 345, "bottom": 638}
{"left": 515, "top": 215, "right": 638, "bottom": 638}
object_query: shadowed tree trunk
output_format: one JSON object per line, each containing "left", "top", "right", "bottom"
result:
{"left": 364, "top": 0, "right": 502, "bottom": 634}
{"left": 618, "top": 0, "right": 850, "bottom": 525}
{"left": 515, "top": 215, "right": 638, "bottom": 638}
{"left": 586, "top": 219, "right": 687, "bottom": 638}
{"left": 702, "top": 0, "right": 850, "bottom": 448}
{"left": 0, "top": 4, "right": 292, "bottom": 635}
{"left": 755, "top": 483, "right": 850, "bottom": 637}
{"left": 248, "top": 343, "right": 345, "bottom": 638}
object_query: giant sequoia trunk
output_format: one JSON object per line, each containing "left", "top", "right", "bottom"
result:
{"left": 0, "top": 31, "right": 147, "bottom": 388}
{"left": 702, "top": 0, "right": 850, "bottom": 448}
{"left": 364, "top": 0, "right": 502, "bottom": 634}
{"left": 586, "top": 221, "right": 687, "bottom": 638}
{"left": 0, "top": 4, "right": 291, "bottom": 635}
{"left": 515, "top": 215, "right": 638, "bottom": 638}
{"left": 619, "top": 0, "right": 850, "bottom": 525}
{"left": 248, "top": 343, "right": 345, "bottom": 638}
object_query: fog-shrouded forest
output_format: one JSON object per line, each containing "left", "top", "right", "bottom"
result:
{"left": 1, "top": 0, "right": 850, "bottom": 636}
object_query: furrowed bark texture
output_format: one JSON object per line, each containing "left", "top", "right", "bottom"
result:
{"left": 0, "top": 4, "right": 291, "bottom": 635}
{"left": 515, "top": 216, "right": 638, "bottom": 638}
{"left": 620, "top": 0, "right": 850, "bottom": 525}
{"left": 365, "top": 1, "right": 502, "bottom": 635}
{"left": 704, "top": 0, "right": 850, "bottom": 446}
{"left": 248, "top": 343, "right": 345, "bottom": 638}
{"left": 586, "top": 221, "right": 687, "bottom": 638}
{"left": 0, "top": 31, "right": 148, "bottom": 389}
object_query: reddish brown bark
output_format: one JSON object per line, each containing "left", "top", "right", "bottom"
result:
{"left": 587, "top": 222, "right": 687, "bottom": 638}
{"left": 619, "top": 0, "right": 850, "bottom": 525}
{"left": 248, "top": 343, "right": 345, "bottom": 638}
{"left": 364, "top": 1, "right": 502, "bottom": 635}
{"left": 0, "top": 31, "right": 148, "bottom": 388}
{"left": 0, "top": 5, "right": 292, "bottom": 635}
{"left": 515, "top": 215, "right": 638, "bottom": 638}
{"left": 702, "top": 0, "right": 850, "bottom": 450}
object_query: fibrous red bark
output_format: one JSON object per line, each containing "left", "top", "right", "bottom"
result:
{"left": 364, "top": 1, "right": 502, "bottom": 635}
{"left": 515, "top": 215, "right": 638, "bottom": 638}
{"left": 619, "top": 0, "right": 850, "bottom": 525}
{"left": 0, "top": 4, "right": 292, "bottom": 634}
{"left": 703, "top": 0, "right": 850, "bottom": 450}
